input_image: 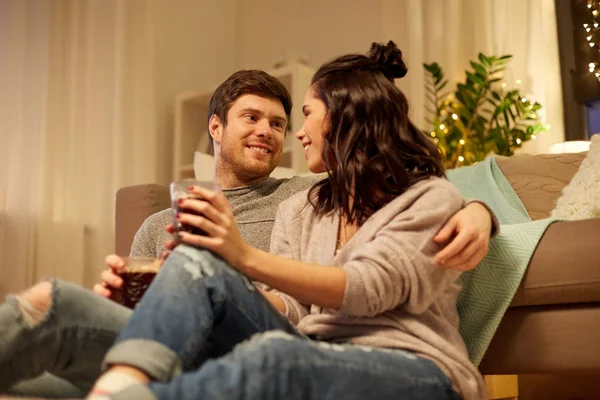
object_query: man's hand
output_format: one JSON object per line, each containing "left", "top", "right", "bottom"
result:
{"left": 434, "top": 202, "right": 492, "bottom": 271}
{"left": 92, "top": 255, "right": 126, "bottom": 298}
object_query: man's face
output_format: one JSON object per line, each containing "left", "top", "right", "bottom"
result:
{"left": 211, "top": 94, "right": 287, "bottom": 184}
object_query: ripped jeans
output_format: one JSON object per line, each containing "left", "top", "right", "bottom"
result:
{"left": 101, "top": 245, "right": 460, "bottom": 400}
{"left": 0, "top": 279, "right": 131, "bottom": 396}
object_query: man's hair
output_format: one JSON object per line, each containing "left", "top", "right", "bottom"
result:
{"left": 308, "top": 41, "right": 445, "bottom": 225}
{"left": 207, "top": 69, "right": 292, "bottom": 133}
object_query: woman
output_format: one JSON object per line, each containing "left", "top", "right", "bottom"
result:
{"left": 88, "top": 41, "right": 486, "bottom": 400}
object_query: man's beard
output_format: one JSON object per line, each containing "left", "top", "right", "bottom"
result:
{"left": 219, "top": 145, "right": 273, "bottom": 181}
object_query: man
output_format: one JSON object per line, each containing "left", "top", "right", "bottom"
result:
{"left": 2, "top": 70, "right": 493, "bottom": 398}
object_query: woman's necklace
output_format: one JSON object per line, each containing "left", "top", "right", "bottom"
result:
{"left": 336, "top": 215, "right": 358, "bottom": 255}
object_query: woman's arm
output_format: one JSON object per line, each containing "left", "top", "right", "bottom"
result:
{"left": 244, "top": 249, "right": 347, "bottom": 309}
{"left": 174, "top": 188, "right": 347, "bottom": 309}
{"left": 175, "top": 182, "right": 464, "bottom": 316}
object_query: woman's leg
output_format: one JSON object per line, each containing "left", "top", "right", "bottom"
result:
{"left": 0, "top": 280, "right": 131, "bottom": 394}
{"left": 113, "top": 333, "right": 460, "bottom": 400}
{"left": 101, "top": 245, "right": 300, "bottom": 382}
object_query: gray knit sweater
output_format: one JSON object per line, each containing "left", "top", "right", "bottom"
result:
{"left": 269, "top": 177, "right": 486, "bottom": 400}
{"left": 129, "top": 176, "right": 320, "bottom": 257}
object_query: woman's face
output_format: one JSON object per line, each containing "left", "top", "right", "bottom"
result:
{"left": 296, "top": 88, "right": 330, "bottom": 174}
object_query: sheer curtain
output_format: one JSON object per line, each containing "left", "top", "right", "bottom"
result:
{"left": 0, "top": 0, "right": 160, "bottom": 298}
{"left": 382, "top": 0, "right": 565, "bottom": 153}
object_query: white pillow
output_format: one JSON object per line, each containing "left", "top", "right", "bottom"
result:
{"left": 551, "top": 135, "right": 600, "bottom": 220}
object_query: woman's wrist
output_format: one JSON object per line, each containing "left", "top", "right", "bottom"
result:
{"left": 237, "top": 245, "right": 261, "bottom": 276}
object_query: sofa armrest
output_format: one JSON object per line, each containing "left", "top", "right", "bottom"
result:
{"left": 115, "top": 184, "right": 170, "bottom": 256}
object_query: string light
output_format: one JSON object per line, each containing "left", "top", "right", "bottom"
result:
{"left": 452, "top": 113, "right": 459, "bottom": 120}
{"left": 532, "top": 135, "right": 537, "bottom": 140}
{"left": 459, "top": 139, "right": 465, "bottom": 145}
{"left": 583, "top": 1, "right": 600, "bottom": 81}
{"left": 439, "top": 123, "right": 446, "bottom": 130}
{"left": 516, "top": 138, "right": 522, "bottom": 145}
{"left": 458, "top": 156, "right": 465, "bottom": 162}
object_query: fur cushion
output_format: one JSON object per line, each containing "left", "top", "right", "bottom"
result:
{"left": 551, "top": 135, "right": 600, "bottom": 220}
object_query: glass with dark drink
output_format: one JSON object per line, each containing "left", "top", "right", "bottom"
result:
{"left": 111, "top": 257, "right": 161, "bottom": 308}
{"left": 170, "top": 180, "right": 219, "bottom": 239}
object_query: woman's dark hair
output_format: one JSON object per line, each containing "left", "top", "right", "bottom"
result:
{"left": 308, "top": 41, "right": 445, "bottom": 225}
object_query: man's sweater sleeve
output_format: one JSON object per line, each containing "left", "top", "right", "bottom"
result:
{"left": 340, "top": 180, "right": 465, "bottom": 317}
{"left": 129, "top": 212, "right": 165, "bottom": 258}
{"left": 267, "top": 206, "right": 310, "bottom": 325}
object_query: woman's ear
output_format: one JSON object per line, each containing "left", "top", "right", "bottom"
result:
{"left": 209, "top": 114, "right": 223, "bottom": 144}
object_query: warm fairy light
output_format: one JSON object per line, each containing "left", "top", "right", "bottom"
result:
{"left": 452, "top": 113, "right": 459, "bottom": 120}
{"left": 431, "top": 131, "right": 436, "bottom": 137}
{"left": 515, "top": 79, "right": 522, "bottom": 85}
{"left": 516, "top": 138, "right": 522, "bottom": 144}
{"left": 458, "top": 156, "right": 465, "bottom": 162}
{"left": 459, "top": 139, "right": 465, "bottom": 145}
{"left": 439, "top": 123, "right": 446, "bottom": 130}
{"left": 521, "top": 97, "right": 527, "bottom": 102}
{"left": 532, "top": 135, "right": 537, "bottom": 139}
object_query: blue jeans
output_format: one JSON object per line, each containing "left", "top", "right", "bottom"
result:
{"left": 0, "top": 279, "right": 132, "bottom": 397}
{"left": 104, "top": 245, "right": 461, "bottom": 400}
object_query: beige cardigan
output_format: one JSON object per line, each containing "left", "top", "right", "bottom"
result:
{"left": 269, "top": 177, "right": 486, "bottom": 400}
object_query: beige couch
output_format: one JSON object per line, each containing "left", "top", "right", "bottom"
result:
{"left": 115, "top": 152, "right": 600, "bottom": 377}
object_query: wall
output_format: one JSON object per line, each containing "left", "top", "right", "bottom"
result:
{"left": 234, "top": 0, "right": 386, "bottom": 71}
{"left": 152, "top": 0, "right": 237, "bottom": 184}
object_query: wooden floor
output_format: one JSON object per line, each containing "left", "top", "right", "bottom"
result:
{"left": 486, "top": 374, "right": 600, "bottom": 400}
{"left": 486, "top": 375, "right": 519, "bottom": 399}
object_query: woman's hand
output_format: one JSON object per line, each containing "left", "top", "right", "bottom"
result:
{"left": 175, "top": 185, "right": 252, "bottom": 269}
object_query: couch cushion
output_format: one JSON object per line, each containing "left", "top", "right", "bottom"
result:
{"left": 496, "top": 153, "right": 586, "bottom": 220}
{"left": 510, "top": 218, "right": 600, "bottom": 307}
{"left": 115, "top": 184, "right": 170, "bottom": 256}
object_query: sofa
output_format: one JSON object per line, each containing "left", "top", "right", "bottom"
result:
{"left": 115, "top": 153, "right": 600, "bottom": 381}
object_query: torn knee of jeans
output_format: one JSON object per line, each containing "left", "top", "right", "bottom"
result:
{"left": 12, "top": 280, "right": 54, "bottom": 329}
{"left": 179, "top": 249, "right": 255, "bottom": 291}
{"left": 235, "top": 331, "right": 297, "bottom": 353}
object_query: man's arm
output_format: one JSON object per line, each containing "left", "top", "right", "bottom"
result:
{"left": 93, "top": 211, "right": 169, "bottom": 297}
{"left": 434, "top": 201, "right": 498, "bottom": 271}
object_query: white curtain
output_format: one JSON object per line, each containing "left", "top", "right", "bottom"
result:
{"left": 0, "top": 0, "right": 160, "bottom": 298}
{"left": 382, "top": 0, "right": 565, "bottom": 154}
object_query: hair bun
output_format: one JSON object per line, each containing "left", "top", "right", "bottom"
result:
{"left": 367, "top": 41, "right": 408, "bottom": 80}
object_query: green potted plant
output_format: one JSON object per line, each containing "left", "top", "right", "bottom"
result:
{"left": 423, "top": 54, "right": 548, "bottom": 169}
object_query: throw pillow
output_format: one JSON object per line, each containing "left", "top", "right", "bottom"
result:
{"left": 551, "top": 134, "right": 600, "bottom": 220}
